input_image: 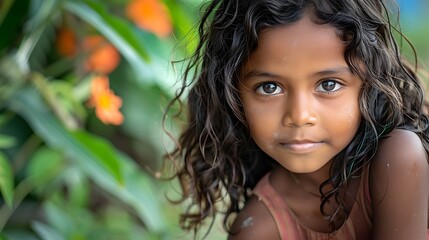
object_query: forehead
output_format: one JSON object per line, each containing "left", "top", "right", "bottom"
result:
{"left": 243, "top": 14, "right": 347, "bottom": 75}
{"left": 260, "top": 15, "right": 341, "bottom": 47}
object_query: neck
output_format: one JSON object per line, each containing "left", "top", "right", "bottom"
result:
{"left": 296, "top": 161, "right": 331, "bottom": 186}
{"left": 273, "top": 160, "right": 333, "bottom": 195}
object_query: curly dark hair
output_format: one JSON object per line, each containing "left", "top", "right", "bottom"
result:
{"left": 164, "top": 0, "right": 429, "bottom": 237}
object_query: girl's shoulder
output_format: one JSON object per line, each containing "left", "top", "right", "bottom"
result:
{"left": 369, "top": 129, "right": 429, "bottom": 238}
{"left": 228, "top": 195, "right": 280, "bottom": 240}
{"left": 370, "top": 128, "right": 428, "bottom": 198}
{"left": 371, "top": 128, "right": 427, "bottom": 174}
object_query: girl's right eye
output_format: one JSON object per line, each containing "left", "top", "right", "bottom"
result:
{"left": 255, "top": 82, "right": 283, "bottom": 95}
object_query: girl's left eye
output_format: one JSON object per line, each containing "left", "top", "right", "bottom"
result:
{"left": 315, "top": 80, "right": 342, "bottom": 93}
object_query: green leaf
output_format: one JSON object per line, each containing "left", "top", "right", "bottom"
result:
{"left": 70, "top": 130, "right": 123, "bottom": 185}
{"left": 85, "top": 0, "right": 150, "bottom": 60}
{"left": 0, "top": 152, "right": 14, "bottom": 208}
{"left": 102, "top": 152, "right": 167, "bottom": 233}
{"left": 8, "top": 88, "right": 123, "bottom": 185}
{"left": 1, "top": 230, "right": 39, "bottom": 240}
{"left": 49, "top": 81, "right": 87, "bottom": 123}
{"left": 26, "top": 147, "right": 63, "bottom": 184}
{"left": 43, "top": 202, "right": 77, "bottom": 237}
{"left": 0, "top": 134, "right": 16, "bottom": 149}
{"left": 64, "top": 1, "right": 153, "bottom": 78}
{"left": 31, "top": 221, "right": 66, "bottom": 240}
{"left": 8, "top": 88, "right": 167, "bottom": 232}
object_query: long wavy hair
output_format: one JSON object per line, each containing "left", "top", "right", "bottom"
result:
{"left": 164, "top": 0, "right": 429, "bottom": 237}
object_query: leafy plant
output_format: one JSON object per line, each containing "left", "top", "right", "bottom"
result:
{"left": 0, "top": 0, "right": 210, "bottom": 239}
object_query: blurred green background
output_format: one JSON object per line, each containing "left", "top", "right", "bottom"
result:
{"left": 0, "top": 0, "right": 427, "bottom": 239}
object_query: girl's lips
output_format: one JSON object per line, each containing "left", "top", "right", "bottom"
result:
{"left": 280, "top": 141, "right": 323, "bottom": 152}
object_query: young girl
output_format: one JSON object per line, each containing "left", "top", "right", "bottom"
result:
{"left": 165, "top": 0, "right": 429, "bottom": 239}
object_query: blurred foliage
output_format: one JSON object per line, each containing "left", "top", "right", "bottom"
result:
{"left": 0, "top": 0, "right": 227, "bottom": 239}
{"left": 396, "top": 0, "right": 429, "bottom": 72}
{"left": 0, "top": 0, "right": 427, "bottom": 239}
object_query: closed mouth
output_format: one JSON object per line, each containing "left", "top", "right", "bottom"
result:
{"left": 279, "top": 140, "right": 324, "bottom": 152}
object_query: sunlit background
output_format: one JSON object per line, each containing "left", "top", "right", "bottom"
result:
{"left": 0, "top": 0, "right": 427, "bottom": 239}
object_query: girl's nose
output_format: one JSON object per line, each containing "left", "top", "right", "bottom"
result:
{"left": 282, "top": 92, "right": 317, "bottom": 127}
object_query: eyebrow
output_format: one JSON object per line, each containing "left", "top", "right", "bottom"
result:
{"left": 312, "top": 66, "right": 353, "bottom": 77}
{"left": 243, "top": 71, "right": 280, "bottom": 79}
{"left": 243, "top": 66, "right": 353, "bottom": 80}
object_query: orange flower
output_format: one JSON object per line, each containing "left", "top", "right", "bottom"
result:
{"left": 83, "top": 35, "right": 120, "bottom": 74}
{"left": 126, "top": 0, "right": 172, "bottom": 38}
{"left": 56, "top": 27, "right": 77, "bottom": 57}
{"left": 88, "top": 75, "right": 124, "bottom": 125}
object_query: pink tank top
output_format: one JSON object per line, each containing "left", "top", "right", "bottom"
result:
{"left": 252, "top": 170, "right": 429, "bottom": 240}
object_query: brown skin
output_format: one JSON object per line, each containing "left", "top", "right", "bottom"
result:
{"left": 239, "top": 14, "right": 362, "bottom": 176}
{"left": 230, "top": 14, "right": 429, "bottom": 240}
{"left": 370, "top": 129, "right": 429, "bottom": 240}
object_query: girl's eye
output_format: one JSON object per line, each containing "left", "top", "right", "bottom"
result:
{"left": 256, "top": 82, "right": 283, "bottom": 95}
{"left": 316, "top": 80, "right": 342, "bottom": 92}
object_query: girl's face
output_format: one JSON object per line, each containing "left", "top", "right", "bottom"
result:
{"left": 239, "top": 15, "right": 362, "bottom": 173}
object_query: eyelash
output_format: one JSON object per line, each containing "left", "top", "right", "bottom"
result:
{"left": 254, "top": 80, "right": 344, "bottom": 96}
{"left": 255, "top": 82, "right": 283, "bottom": 96}
{"left": 315, "top": 79, "right": 344, "bottom": 94}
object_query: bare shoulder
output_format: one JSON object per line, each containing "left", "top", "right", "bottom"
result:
{"left": 370, "top": 129, "right": 429, "bottom": 239}
{"left": 372, "top": 129, "right": 427, "bottom": 172}
{"left": 228, "top": 196, "right": 279, "bottom": 240}
{"left": 371, "top": 129, "right": 428, "bottom": 195}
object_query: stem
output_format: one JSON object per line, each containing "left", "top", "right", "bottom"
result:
{"left": 12, "top": 134, "right": 42, "bottom": 174}
{"left": 0, "top": 134, "right": 41, "bottom": 230}
{"left": 43, "top": 57, "right": 75, "bottom": 78}
{"left": 0, "top": 164, "right": 66, "bottom": 231}
{"left": 14, "top": 0, "right": 61, "bottom": 73}
{"left": 31, "top": 72, "right": 79, "bottom": 130}
{"left": 0, "top": 177, "right": 33, "bottom": 231}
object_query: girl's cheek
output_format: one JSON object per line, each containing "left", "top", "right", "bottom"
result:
{"left": 344, "top": 106, "right": 361, "bottom": 128}
{"left": 333, "top": 103, "right": 361, "bottom": 140}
